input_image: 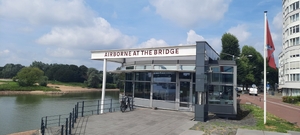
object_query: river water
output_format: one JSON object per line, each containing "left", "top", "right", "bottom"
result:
{"left": 0, "top": 91, "right": 119, "bottom": 135}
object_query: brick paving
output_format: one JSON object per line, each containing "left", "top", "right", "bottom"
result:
{"left": 239, "top": 93, "right": 300, "bottom": 127}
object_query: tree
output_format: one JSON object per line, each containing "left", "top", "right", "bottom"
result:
{"left": 30, "top": 61, "right": 49, "bottom": 73}
{"left": 86, "top": 68, "right": 101, "bottom": 88}
{"left": 267, "top": 66, "right": 278, "bottom": 89}
{"left": 220, "top": 33, "right": 240, "bottom": 60}
{"left": 79, "top": 65, "right": 88, "bottom": 82}
{"left": 238, "top": 45, "right": 264, "bottom": 89}
{"left": 1, "top": 63, "right": 24, "bottom": 78}
{"left": 16, "top": 67, "right": 44, "bottom": 86}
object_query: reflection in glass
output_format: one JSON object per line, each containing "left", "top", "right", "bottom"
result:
{"left": 153, "top": 72, "right": 176, "bottom": 82}
{"left": 208, "top": 85, "right": 233, "bottom": 105}
{"left": 135, "top": 72, "right": 151, "bottom": 81}
{"left": 179, "top": 72, "right": 191, "bottom": 79}
{"left": 125, "top": 82, "right": 133, "bottom": 96}
{"left": 126, "top": 66, "right": 134, "bottom": 70}
{"left": 212, "top": 73, "right": 220, "bottom": 82}
{"left": 179, "top": 65, "right": 195, "bottom": 70}
{"left": 221, "top": 66, "right": 233, "bottom": 72}
{"left": 153, "top": 83, "right": 176, "bottom": 101}
{"left": 180, "top": 81, "right": 190, "bottom": 107}
{"left": 154, "top": 65, "right": 177, "bottom": 70}
{"left": 134, "top": 82, "right": 150, "bottom": 99}
{"left": 222, "top": 74, "right": 233, "bottom": 83}
{"left": 211, "top": 67, "right": 220, "bottom": 72}
{"left": 125, "top": 73, "right": 133, "bottom": 80}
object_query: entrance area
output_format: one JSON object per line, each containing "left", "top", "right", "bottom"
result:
{"left": 179, "top": 81, "right": 191, "bottom": 108}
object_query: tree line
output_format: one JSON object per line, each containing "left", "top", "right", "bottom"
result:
{"left": 220, "top": 33, "right": 278, "bottom": 90}
{"left": 0, "top": 61, "right": 124, "bottom": 89}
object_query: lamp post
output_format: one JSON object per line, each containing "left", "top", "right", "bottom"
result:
{"left": 219, "top": 52, "right": 235, "bottom": 60}
{"left": 219, "top": 52, "right": 252, "bottom": 61}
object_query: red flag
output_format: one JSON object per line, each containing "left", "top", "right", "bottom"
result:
{"left": 266, "top": 20, "right": 276, "bottom": 69}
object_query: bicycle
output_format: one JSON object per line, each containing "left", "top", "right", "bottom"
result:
{"left": 120, "top": 96, "right": 132, "bottom": 112}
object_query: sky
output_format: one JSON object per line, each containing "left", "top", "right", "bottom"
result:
{"left": 0, "top": 0, "right": 283, "bottom": 71}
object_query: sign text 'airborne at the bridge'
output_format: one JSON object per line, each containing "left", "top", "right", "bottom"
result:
{"left": 104, "top": 48, "right": 179, "bottom": 57}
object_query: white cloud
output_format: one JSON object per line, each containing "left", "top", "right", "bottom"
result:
{"left": 36, "top": 18, "right": 137, "bottom": 50}
{"left": 142, "top": 6, "right": 151, "bottom": 12}
{"left": 227, "top": 24, "right": 251, "bottom": 43}
{"left": 150, "top": 0, "right": 231, "bottom": 28}
{"left": 0, "top": 49, "right": 10, "bottom": 55}
{"left": 185, "top": 30, "right": 221, "bottom": 53}
{"left": 186, "top": 30, "right": 205, "bottom": 44}
{"left": 0, "top": 0, "right": 95, "bottom": 26}
{"left": 272, "top": 11, "right": 283, "bottom": 31}
{"left": 138, "top": 38, "right": 169, "bottom": 48}
{"left": 46, "top": 48, "right": 74, "bottom": 58}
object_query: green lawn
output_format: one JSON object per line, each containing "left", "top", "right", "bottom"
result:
{"left": 0, "top": 81, "right": 58, "bottom": 91}
{"left": 241, "top": 104, "right": 300, "bottom": 133}
{"left": 191, "top": 104, "right": 300, "bottom": 134}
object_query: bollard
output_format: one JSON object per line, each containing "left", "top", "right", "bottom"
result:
{"left": 110, "top": 98, "right": 112, "bottom": 112}
{"left": 45, "top": 116, "right": 47, "bottom": 128}
{"left": 41, "top": 118, "right": 45, "bottom": 135}
{"left": 97, "top": 100, "right": 100, "bottom": 115}
{"left": 82, "top": 101, "right": 84, "bottom": 117}
{"left": 69, "top": 113, "right": 72, "bottom": 134}
{"left": 131, "top": 97, "right": 134, "bottom": 110}
{"left": 65, "top": 118, "right": 68, "bottom": 135}
{"left": 72, "top": 109, "right": 75, "bottom": 128}
{"left": 58, "top": 115, "right": 61, "bottom": 126}
{"left": 74, "top": 105, "right": 77, "bottom": 123}
{"left": 61, "top": 125, "right": 64, "bottom": 135}
{"left": 76, "top": 102, "right": 79, "bottom": 118}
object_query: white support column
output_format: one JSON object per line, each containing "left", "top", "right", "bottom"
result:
{"left": 263, "top": 11, "right": 267, "bottom": 124}
{"left": 101, "top": 59, "right": 107, "bottom": 114}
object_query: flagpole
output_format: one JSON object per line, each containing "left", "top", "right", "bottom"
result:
{"left": 264, "top": 11, "right": 267, "bottom": 124}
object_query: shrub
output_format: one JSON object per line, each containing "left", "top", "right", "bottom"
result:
{"left": 38, "top": 76, "right": 48, "bottom": 86}
{"left": 16, "top": 67, "right": 44, "bottom": 86}
{"left": 282, "top": 96, "right": 300, "bottom": 103}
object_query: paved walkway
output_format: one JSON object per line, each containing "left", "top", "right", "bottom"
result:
{"left": 41, "top": 93, "right": 300, "bottom": 135}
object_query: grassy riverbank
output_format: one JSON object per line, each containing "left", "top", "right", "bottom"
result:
{"left": 0, "top": 81, "right": 58, "bottom": 91}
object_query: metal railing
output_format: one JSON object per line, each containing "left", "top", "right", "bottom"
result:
{"left": 40, "top": 97, "right": 133, "bottom": 135}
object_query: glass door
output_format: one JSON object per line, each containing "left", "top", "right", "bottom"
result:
{"left": 179, "top": 81, "right": 190, "bottom": 107}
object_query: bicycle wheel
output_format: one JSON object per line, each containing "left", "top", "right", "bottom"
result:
{"left": 120, "top": 104, "right": 126, "bottom": 112}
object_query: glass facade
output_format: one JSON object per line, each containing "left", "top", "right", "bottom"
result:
{"left": 119, "top": 43, "right": 236, "bottom": 113}
{"left": 207, "top": 66, "right": 235, "bottom": 105}
{"left": 135, "top": 82, "right": 150, "bottom": 99}
{"left": 153, "top": 83, "right": 176, "bottom": 101}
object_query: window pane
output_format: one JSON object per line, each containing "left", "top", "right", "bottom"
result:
{"left": 134, "top": 82, "right": 150, "bottom": 99}
{"left": 135, "top": 72, "right": 151, "bottom": 81}
{"left": 153, "top": 72, "right": 176, "bottom": 82}
{"left": 136, "top": 65, "right": 145, "bottom": 70}
{"left": 211, "top": 67, "right": 220, "bottom": 72}
{"left": 179, "top": 65, "right": 195, "bottom": 70}
{"left": 153, "top": 83, "right": 176, "bottom": 101}
{"left": 125, "top": 82, "right": 133, "bottom": 96}
{"left": 126, "top": 66, "right": 134, "bottom": 70}
{"left": 212, "top": 73, "right": 220, "bottom": 82}
{"left": 222, "top": 74, "right": 233, "bottom": 83}
{"left": 220, "top": 86, "right": 233, "bottom": 104}
{"left": 154, "top": 65, "right": 177, "bottom": 70}
{"left": 221, "top": 66, "right": 233, "bottom": 72}
{"left": 125, "top": 73, "right": 133, "bottom": 80}
{"left": 208, "top": 85, "right": 221, "bottom": 104}
{"left": 179, "top": 72, "right": 191, "bottom": 79}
